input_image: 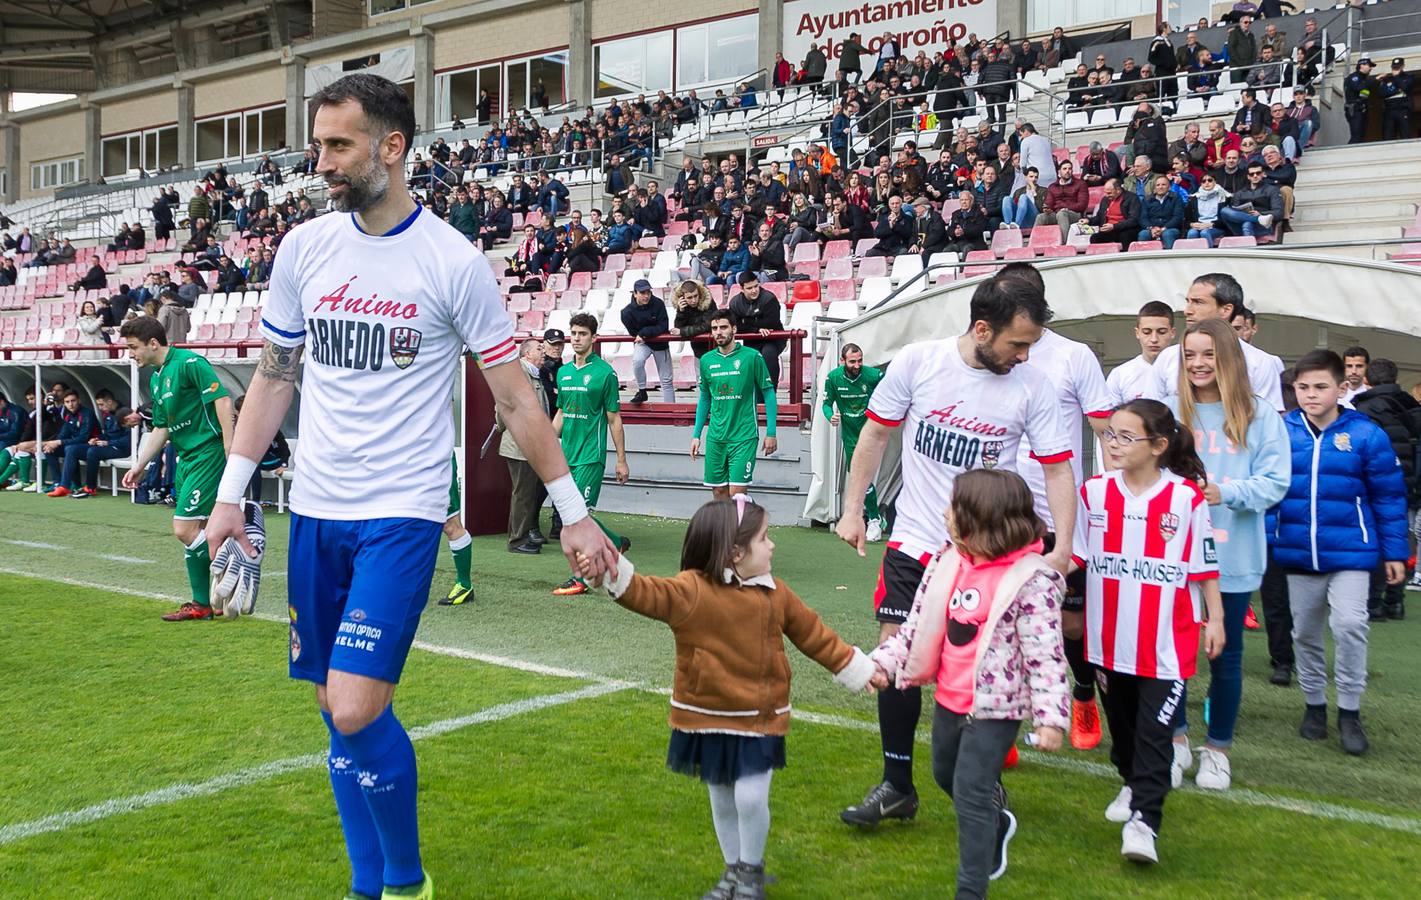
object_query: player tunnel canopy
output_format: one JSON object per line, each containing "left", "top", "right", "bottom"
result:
{"left": 803, "top": 250, "right": 1421, "bottom": 524}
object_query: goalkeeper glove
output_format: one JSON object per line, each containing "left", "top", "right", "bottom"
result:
{"left": 210, "top": 500, "right": 266, "bottom": 619}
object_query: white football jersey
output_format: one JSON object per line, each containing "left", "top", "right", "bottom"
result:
{"left": 1016, "top": 329, "right": 1112, "bottom": 530}
{"left": 260, "top": 207, "right": 516, "bottom": 522}
{"left": 867, "top": 338, "right": 1071, "bottom": 561}
{"left": 1105, "top": 353, "right": 1164, "bottom": 407}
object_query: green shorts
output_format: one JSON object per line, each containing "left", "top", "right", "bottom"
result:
{"left": 174, "top": 446, "right": 225, "bottom": 520}
{"left": 703, "top": 437, "right": 757, "bottom": 488}
{"left": 447, "top": 466, "right": 461, "bottom": 518}
{"left": 571, "top": 462, "right": 604, "bottom": 509}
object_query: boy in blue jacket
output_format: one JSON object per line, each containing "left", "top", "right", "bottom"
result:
{"left": 1272, "top": 350, "right": 1409, "bottom": 756}
{"left": 70, "top": 389, "right": 133, "bottom": 499}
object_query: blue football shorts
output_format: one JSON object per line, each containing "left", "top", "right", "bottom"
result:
{"left": 286, "top": 513, "right": 443, "bottom": 685}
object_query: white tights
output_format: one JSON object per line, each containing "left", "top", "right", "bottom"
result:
{"left": 706, "top": 770, "right": 773, "bottom": 866}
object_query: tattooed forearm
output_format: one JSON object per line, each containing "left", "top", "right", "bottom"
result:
{"left": 257, "top": 340, "right": 304, "bottom": 382}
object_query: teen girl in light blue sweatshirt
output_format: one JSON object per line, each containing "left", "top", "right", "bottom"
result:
{"left": 1166, "top": 318, "right": 1290, "bottom": 793}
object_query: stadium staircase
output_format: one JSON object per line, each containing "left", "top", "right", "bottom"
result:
{"left": 1284, "top": 140, "right": 1421, "bottom": 249}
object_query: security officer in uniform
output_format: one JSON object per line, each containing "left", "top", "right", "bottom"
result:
{"left": 1344, "top": 57, "right": 1377, "bottom": 143}
{"left": 1379, "top": 57, "right": 1415, "bottom": 142}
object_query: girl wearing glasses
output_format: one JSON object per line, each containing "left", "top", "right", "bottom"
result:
{"left": 1070, "top": 398, "right": 1225, "bottom": 865}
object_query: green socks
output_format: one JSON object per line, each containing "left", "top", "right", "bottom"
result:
{"left": 593, "top": 515, "right": 622, "bottom": 550}
{"left": 0, "top": 449, "right": 14, "bottom": 483}
{"left": 183, "top": 532, "right": 212, "bottom": 608}
{"left": 449, "top": 533, "right": 473, "bottom": 590}
{"left": 864, "top": 482, "right": 883, "bottom": 524}
{"left": 17, "top": 454, "right": 33, "bottom": 483}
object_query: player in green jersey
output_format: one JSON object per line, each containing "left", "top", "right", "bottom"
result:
{"left": 552, "top": 313, "right": 630, "bottom": 595}
{"left": 438, "top": 451, "right": 475, "bottom": 606}
{"left": 691, "top": 310, "right": 777, "bottom": 498}
{"left": 822, "top": 342, "right": 887, "bottom": 542}
{"left": 119, "top": 317, "right": 233, "bottom": 621}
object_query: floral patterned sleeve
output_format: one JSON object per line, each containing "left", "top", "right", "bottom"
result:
{"left": 1014, "top": 570, "right": 1071, "bottom": 732}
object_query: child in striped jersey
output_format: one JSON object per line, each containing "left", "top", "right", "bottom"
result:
{"left": 1071, "top": 399, "right": 1225, "bottom": 866}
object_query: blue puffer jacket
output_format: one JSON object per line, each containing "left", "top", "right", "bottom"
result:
{"left": 1270, "top": 408, "right": 1410, "bottom": 573}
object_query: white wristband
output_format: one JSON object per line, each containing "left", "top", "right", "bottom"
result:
{"left": 546, "top": 473, "right": 589, "bottom": 527}
{"left": 216, "top": 454, "right": 260, "bottom": 504}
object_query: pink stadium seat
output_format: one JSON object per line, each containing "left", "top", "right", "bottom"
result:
{"left": 638, "top": 236, "right": 660, "bottom": 249}
{"left": 511, "top": 213, "right": 525, "bottom": 229}
{"left": 824, "top": 240, "right": 853, "bottom": 260}
{"left": 1171, "top": 238, "right": 1210, "bottom": 250}
{"left": 593, "top": 271, "right": 619, "bottom": 290}
{"left": 1087, "top": 187, "right": 1105, "bottom": 207}
{"left": 630, "top": 251, "right": 654, "bottom": 269}
{"left": 933, "top": 270, "right": 957, "bottom": 286}
{"left": 666, "top": 221, "right": 690, "bottom": 236}
{"left": 506, "top": 294, "right": 532, "bottom": 312}
{"left": 603, "top": 254, "right": 626, "bottom": 273}
{"left": 792, "top": 261, "right": 819, "bottom": 280}
{"left": 990, "top": 229, "right": 1024, "bottom": 256}
{"left": 678, "top": 354, "right": 700, "bottom": 387}
{"left": 530, "top": 292, "right": 556, "bottom": 312}
{"left": 856, "top": 256, "right": 888, "bottom": 279}
{"left": 963, "top": 250, "right": 996, "bottom": 277}
{"left": 1127, "top": 241, "right": 1163, "bottom": 252}
{"left": 823, "top": 258, "right": 854, "bottom": 281}
{"left": 825, "top": 279, "right": 856, "bottom": 301}
{"left": 706, "top": 284, "right": 725, "bottom": 306}
{"left": 1085, "top": 243, "right": 1121, "bottom": 255}
{"left": 519, "top": 311, "right": 546, "bottom": 332}
{"left": 544, "top": 274, "right": 568, "bottom": 293}
{"left": 1053, "top": 147, "right": 1069, "bottom": 164}
{"left": 1041, "top": 244, "right": 1079, "bottom": 258}
{"left": 761, "top": 282, "right": 788, "bottom": 303}
{"left": 1028, "top": 227, "right": 1063, "bottom": 250}
{"left": 854, "top": 238, "right": 878, "bottom": 257}
{"left": 568, "top": 272, "right": 593, "bottom": 292}
{"left": 555, "top": 290, "right": 582, "bottom": 310}
{"left": 1217, "top": 236, "right": 1257, "bottom": 248}
{"left": 791, "top": 243, "right": 821, "bottom": 264}
{"left": 789, "top": 281, "right": 822, "bottom": 306}
{"left": 1002, "top": 247, "right": 1035, "bottom": 261}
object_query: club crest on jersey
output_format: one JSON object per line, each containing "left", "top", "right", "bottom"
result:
{"left": 1333, "top": 432, "right": 1353, "bottom": 452}
{"left": 734, "top": 359, "right": 742, "bottom": 370}
{"left": 980, "top": 440, "right": 1004, "bottom": 469}
{"left": 390, "top": 328, "right": 422, "bottom": 369}
{"left": 583, "top": 373, "right": 592, "bottom": 386}
{"left": 1159, "top": 512, "right": 1180, "bottom": 541}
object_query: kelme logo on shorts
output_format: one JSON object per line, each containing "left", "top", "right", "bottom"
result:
{"left": 390, "top": 327, "right": 423, "bottom": 370}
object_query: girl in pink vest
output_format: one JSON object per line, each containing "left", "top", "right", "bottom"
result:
{"left": 871, "top": 469, "right": 1069, "bottom": 897}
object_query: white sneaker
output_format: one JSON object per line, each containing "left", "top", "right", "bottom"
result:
{"left": 1406, "top": 572, "right": 1421, "bottom": 592}
{"left": 1194, "top": 746, "right": 1231, "bottom": 791}
{"left": 865, "top": 519, "right": 883, "bottom": 542}
{"left": 1256, "top": 213, "right": 1275, "bottom": 230}
{"left": 1170, "top": 738, "right": 1191, "bottom": 789}
{"left": 1121, "top": 812, "right": 1159, "bottom": 864}
{"left": 1105, "top": 785, "right": 1133, "bottom": 823}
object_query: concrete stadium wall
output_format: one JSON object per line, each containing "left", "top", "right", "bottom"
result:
{"left": 101, "top": 93, "right": 177, "bottom": 137}
{"left": 434, "top": 6, "right": 570, "bottom": 70}
{"left": 194, "top": 69, "right": 287, "bottom": 119}
{"left": 587, "top": 0, "right": 757, "bottom": 42}
{"left": 17, "top": 110, "right": 86, "bottom": 200}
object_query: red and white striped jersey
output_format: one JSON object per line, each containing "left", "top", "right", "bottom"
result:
{"left": 1072, "top": 469, "right": 1218, "bottom": 680}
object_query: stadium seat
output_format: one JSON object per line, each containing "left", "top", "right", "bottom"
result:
{"left": 789, "top": 280, "right": 821, "bottom": 306}
{"left": 506, "top": 294, "right": 532, "bottom": 313}
{"left": 1127, "top": 241, "right": 1164, "bottom": 252}
{"left": 792, "top": 261, "right": 820, "bottom": 280}
{"left": 823, "top": 240, "right": 853, "bottom": 260}
{"left": 1218, "top": 236, "right": 1258, "bottom": 248}
{"left": 593, "top": 271, "right": 619, "bottom": 290}
{"left": 1171, "top": 238, "right": 1210, "bottom": 250}
{"left": 791, "top": 243, "right": 820, "bottom": 264}
{"left": 856, "top": 256, "right": 888, "bottom": 279}
{"left": 933, "top": 270, "right": 958, "bottom": 286}
{"left": 822, "top": 258, "right": 854, "bottom": 281}
{"left": 1041, "top": 244, "right": 1079, "bottom": 258}
{"left": 1002, "top": 247, "right": 1035, "bottom": 261}
{"left": 854, "top": 238, "right": 878, "bottom": 257}
{"left": 990, "top": 228, "right": 1024, "bottom": 256}
{"left": 1028, "top": 228, "right": 1063, "bottom": 251}
{"left": 824, "top": 278, "right": 856, "bottom": 301}
{"left": 788, "top": 301, "right": 820, "bottom": 332}
{"left": 859, "top": 277, "right": 893, "bottom": 308}
{"left": 582, "top": 289, "right": 610, "bottom": 315}
{"left": 1085, "top": 243, "right": 1121, "bottom": 255}
{"left": 889, "top": 254, "right": 922, "bottom": 285}
{"left": 568, "top": 272, "right": 593, "bottom": 292}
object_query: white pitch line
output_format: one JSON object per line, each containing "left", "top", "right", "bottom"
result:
{"left": 0, "top": 682, "right": 625, "bottom": 847}
{"left": 5, "top": 567, "right": 1421, "bottom": 837}
{"left": 2, "top": 539, "right": 66, "bottom": 550}
{"left": 95, "top": 553, "right": 153, "bottom": 564}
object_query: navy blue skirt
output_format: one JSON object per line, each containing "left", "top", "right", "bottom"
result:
{"left": 667, "top": 730, "right": 787, "bottom": 786}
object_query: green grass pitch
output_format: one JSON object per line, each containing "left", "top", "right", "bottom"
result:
{"left": 2, "top": 491, "right": 1420, "bottom": 898}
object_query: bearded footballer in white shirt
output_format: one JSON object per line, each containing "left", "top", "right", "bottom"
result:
{"left": 204, "top": 74, "right": 615, "bottom": 900}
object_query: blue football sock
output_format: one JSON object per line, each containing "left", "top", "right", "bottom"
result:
{"left": 323, "top": 711, "right": 385, "bottom": 900}
{"left": 338, "top": 705, "right": 424, "bottom": 889}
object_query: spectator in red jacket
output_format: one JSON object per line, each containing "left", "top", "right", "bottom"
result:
{"left": 1204, "top": 119, "right": 1242, "bottom": 168}
{"left": 1035, "top": 158, "right": 1092, "bottom": 242}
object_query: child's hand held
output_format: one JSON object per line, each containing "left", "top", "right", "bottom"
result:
{"left": 1031, "top": 726, "right": 1064, "bottom": 752}
{"left": 1204, "top": 619, "right": 1225, "bottom": 659}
